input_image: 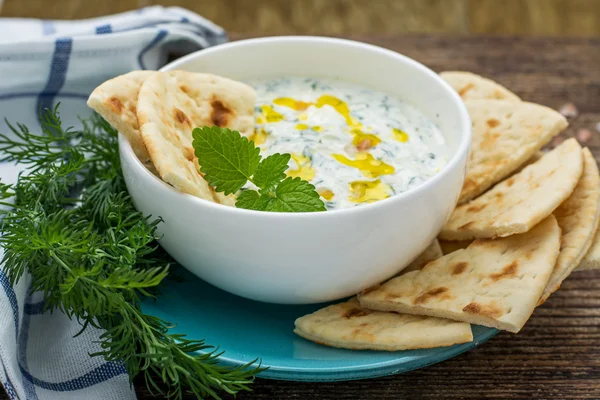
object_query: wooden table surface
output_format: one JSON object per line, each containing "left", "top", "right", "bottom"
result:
{"left": 3, "top": 34, "right": 600, "bottom": 399}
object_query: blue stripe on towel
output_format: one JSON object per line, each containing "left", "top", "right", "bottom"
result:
{"left": 0, "top": 270, "right": 19, "bottom": 336}
{"left": 95, "top": 24, "right": 112, "bottom": 34}
{"left": 2, "top": 365, "right": 17, "bottom": 400}
{"left": 137, "top": 29, "right": 167, "bottom": 70}
{"left": 21, "top": 361, "right": 127, "bottom": 391}
{"left": 36, "top": 38, "right": 73, "bottom": 119}
{"left": 18, "top": 290, "right": 38, "bottom": 399}
{"left": 24, "top": 301, "right": 45, "bottom": 315}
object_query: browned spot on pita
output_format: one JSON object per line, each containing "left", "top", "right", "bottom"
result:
{"left": 487, "top": 118, "right": 501, "bottom": 128}
{"left": 524, "top": 245, "right": 539, "bottom": 260}
{"left": 128, "top": 103, "right": 137, "bottom": 115}
{"left": 451, "top": 262, "right": 469, "bottom": 275}
{"left": 462, "top": 302, "right": 503, "bottom": 318}
{"left": 173, "top": 108, "right": 191, "bottom": 126}
{"left": 183, "top": 146, "right": 195, "bottom": 162}
{"left": 458, "top": 83, "right": 475, "bottom": 97}
{"left": 384, "top": 292, "right": 399, "bottom": 300}
{"left": 489, "top": 260, "right": 519, "bottom": 282}
{"left": 179, "top": 85, "right": 190, "bottom": 94}
{"left": 108, "top": 97, "right": 124, "bottom": 113}
{"left": 211, "top": 99, "right": 232, "bottom": 127}
{"left": 462, "top": 178, "right": 476, "bottom": 191}
{"left": 351, "top": 323, "right": 372, "bottom": 337}
{"left": 414, "top": 287, "right": 451, "bottom": 304}
{"left": 505, "top": 177, "right": 515, "bottom": 187}
{"left": 482, "top": 132, "right": 497, "bottom": 149}
{"left": 344, "top": 308, "right": 370, "bottom": 319}
{"left": 457, "top": 221, "right": 475, "bottom": 231}
{"left": 467, "top": 203, "right": 487, "bottom": 213}
{"left": 138, "top": 113, "right": 148, "bottom": 126}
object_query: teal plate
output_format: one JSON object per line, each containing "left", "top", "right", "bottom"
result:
{"left": 141, "top": 268, "right": 498, "bottom": 382}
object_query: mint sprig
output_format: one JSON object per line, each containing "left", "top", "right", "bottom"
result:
{"left": 192, "top": 126, "right": 326, "bottom": 212}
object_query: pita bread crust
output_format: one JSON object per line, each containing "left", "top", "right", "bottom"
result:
{"left": 539, "top": 148, "right": 600, "bottom": 302}
{"left": 87, "top": 70, "right": 154, "bottom": 163}
{"left": 440, "top": 138, "right": 583, "bottom": 241}
{"left": 459, "top": 100, "right": 567, "bottom": 204}
{"left": 359, "top": 216, "right": 561, "bottom": 333}
{"left": 294, "top": 298, "right": 473, "bottom": 351}
{"left": 578, "top": 228, "right": 600, "bottom": 271}
{"left": 402, "top": 240, "right": 443, "bottom": 274}
{"left": 136, "top": 71, "right": 256, "bottom": 202}
{"left": 440, "top": 71, "right": 521, "bottom": 102}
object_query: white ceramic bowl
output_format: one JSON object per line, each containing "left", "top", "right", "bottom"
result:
{"left": 119, "top": 36, "right": 471, "bottom": 304}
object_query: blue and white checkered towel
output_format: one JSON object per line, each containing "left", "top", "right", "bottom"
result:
{"left": 0, "top": 7, "right": 226, "bottom": 399}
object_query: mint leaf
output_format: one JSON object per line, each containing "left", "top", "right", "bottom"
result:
{"left": 261, "top": 177, "right": 326, "bottom": 212}
{"left": 235, "top": 190, "right": 267, "bottom": 210}
{"left": 192, "top": 126, "right": 261, "bottom": 195}
{"left": 252, "top": 153, "right": 291, "bottom": 191}
{"left": 193, "top": 126, "right": 326, "bottom": 213}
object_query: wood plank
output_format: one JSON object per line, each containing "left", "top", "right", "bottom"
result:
{"left": 469, "top": 0, "right": 600, "bottom": 37}
{"left": 5, "top": 0, "right": 600, "bottom": 37}
{"left": 1, "top": 0, "right": 469, "bottom": 35}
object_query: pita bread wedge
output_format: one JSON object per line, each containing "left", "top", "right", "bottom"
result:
{"left": 294, "top": 298, "right": 473, "bottom": 351}
{"left": 440, "top": 138, "right": 583, "bottom": 241}
{"left": 440, "top": 71, "right": 521, "bottom": 102}
{"left": 578, "top": 230, "right": 600, "bottom": 270}
{"left": 512, "top": 151, "right": 545, "bottom": 176}
{"left": 359, "top": 216, "right": 561, "bottom": 333}
{"left": 137, "top": 71, "right": 256, "bottom": 203}
{"left": 402, "top": 240, "right": 443, "bottom": 273}
{"left": 87, "top": 71, "right": 154, "bottom": 164}
{"left": 538, "top": 148, "right": 600, "bottom": 303}
{"left": 439, "top": 240, "right": 471, "bottom": 255}
{"left": 458, "top": 100, "right": 567, "bottom": 203}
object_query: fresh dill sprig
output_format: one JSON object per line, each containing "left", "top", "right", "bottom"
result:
{"left": 0, "top": 106, "right": 262, "bottom": 399}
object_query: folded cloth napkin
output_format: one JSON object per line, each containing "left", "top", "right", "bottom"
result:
{"left": 0, "top": 7, "right": 226, "bottom": 399}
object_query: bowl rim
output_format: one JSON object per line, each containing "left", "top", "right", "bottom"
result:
{"left": 121, "top": 35, "right": 471, "bottom": 220}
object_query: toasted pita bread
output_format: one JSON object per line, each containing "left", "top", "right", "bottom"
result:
{"left": 294, "top": 298, "right": 473, "bottom": 351}
{"left": 359, "top": 216, "right": 561, "bottom": 333}
{"left": 538, "top": 148, "right": 600, "bottom": 303}
{"left": 578, "top": 230, "right": 600, "bottom": 270}
{"left": 136, "top": 71, "right": 256, "bottom": 203}
{"left": 440, "top": 71, "right": 520, "bottom": 102}
{"left": 87, "top": 71, "right": 154, "bottom": 164}
{"left": 440, "top": 138, "right": 583, "bottom": 241}
{"left": 458, "top": 100, "right": 567, "bottom": 203}
{"left": 512, "top": 151, "right": 545, "bottom": 176}
{"left": 402, "top": 240, "right": 443, "bottom": 273}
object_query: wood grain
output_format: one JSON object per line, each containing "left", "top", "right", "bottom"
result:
{"left": 469, "top": 0, "right": 600, "bottom": 37}
{"left": 3, "top": 0, "right": 600, "bottom": 37}
{"left": 0, "top": 0, "right": 470, "bottom": 35}
{"left": 1, "top": 34, "right": 600, "bottom": 400}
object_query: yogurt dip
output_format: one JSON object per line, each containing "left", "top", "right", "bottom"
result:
{"left": 247, "top": 77, "right": 448, "bottom": 210}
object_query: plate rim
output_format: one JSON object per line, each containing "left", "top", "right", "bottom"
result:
{"left": 196, "top": 325, "right": 499, "bottom": 382}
